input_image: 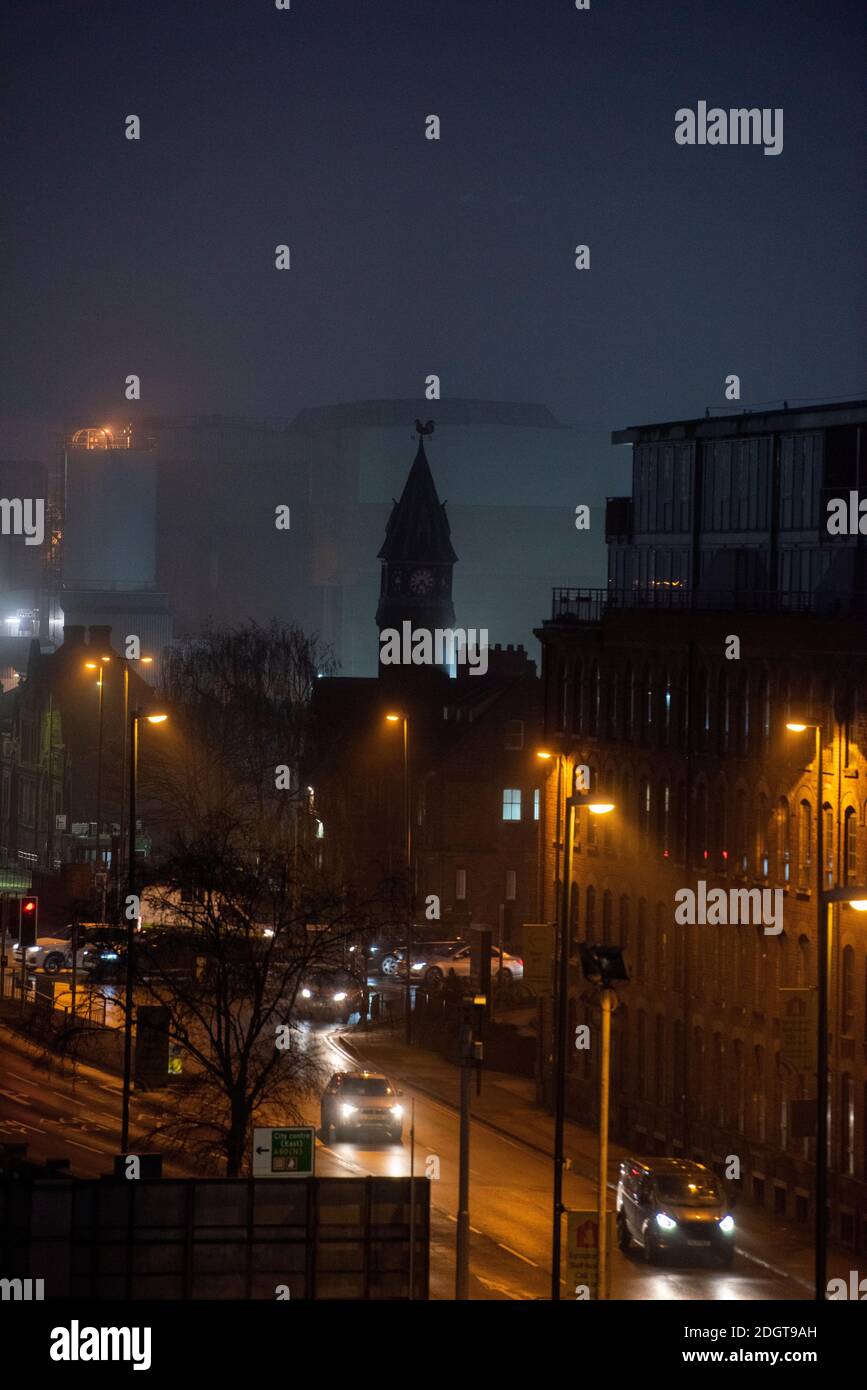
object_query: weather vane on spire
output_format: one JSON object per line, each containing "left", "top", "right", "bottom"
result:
{"left": 414, "top": 418, "right": 435, "bottom": 439}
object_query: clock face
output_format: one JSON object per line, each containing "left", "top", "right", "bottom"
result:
{"left": 409, "top": 567, "right": 435, "bottom": 595}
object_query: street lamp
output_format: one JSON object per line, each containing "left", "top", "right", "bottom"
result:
{"left": 85, "top": 657, "right": 111, "bottom": 917}
{"left": 386, "top": 712, "right": 412, "bottom": 1043}
{"left": 120, "top": 705, "right": 168, "bottom": 1154}
{"left": 537, "top": 747, "right": 615, "bottom": 1299}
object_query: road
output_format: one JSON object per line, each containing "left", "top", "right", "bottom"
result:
{"left": 0, "top": 1015, "right": 808, "bottom": 1301}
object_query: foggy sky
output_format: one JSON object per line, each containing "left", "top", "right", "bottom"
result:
{"left": 2, "top": 0, "right": 865, "bottom": 460}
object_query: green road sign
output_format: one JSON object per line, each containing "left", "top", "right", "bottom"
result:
{"left": 253, "top": 1125, "right": 316, "bottom": 1177}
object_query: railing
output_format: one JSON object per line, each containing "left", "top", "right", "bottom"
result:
{"left": 551, "top": 587, "right": 834, "bottom": 622}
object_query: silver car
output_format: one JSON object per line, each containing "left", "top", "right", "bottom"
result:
{"left": 320, "top": 1070, "right": 404, "bottom": 1143}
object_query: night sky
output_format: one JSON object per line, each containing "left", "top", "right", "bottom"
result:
{"left": 2, "top": 0, "right": 865, "bottom": 458}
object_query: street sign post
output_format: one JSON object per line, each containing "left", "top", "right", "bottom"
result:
{"left": 521, "top": 922, "right": 556, "bottom": 995}
{"left": 253, "top": 1126, "right": 316, "bottom": 1177}
{"left": 566, "top": 1209, "right": 615, "bottom": 1299}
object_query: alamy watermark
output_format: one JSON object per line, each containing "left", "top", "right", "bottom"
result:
{"left": 0, "top": 1276, "right": 44, "bottom": 1299}
{"left": 675, "top": 102, "right": 783, "bottom": 157}
{"left": 379, "top": 622, "right": 488, "bottom": 676}
{"left": 0, "top": 498, "right": 43, "bottom": 546}
{"left": 674, "top": 880, "right": 783, "bottom": 934}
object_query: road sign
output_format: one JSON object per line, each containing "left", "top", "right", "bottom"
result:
{"left": 253, "top": 1125, "right": 315, "bottom": 1178}
{"left": 521, "top": 922, "right": 555, "bottom": 994}
{"left": 566, "top": 1209, "right": 615, "bottom": 1299}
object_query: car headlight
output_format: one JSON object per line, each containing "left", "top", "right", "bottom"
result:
{"left": 333, "top": 992, "right": 347, "bottom": 1002}
{"left": 719, "top": 1214, "right": 735, "bottom": 1234}
{"left": 655, "top": 1213, "right": 677, "bottom": 1231}
{"left": 100, "top": 951, "right": 119, "bottom": 960}
{"left": 26, "top": 946, "right": 39, "bottom": 954}
{"left": 301, "top": 988, "right": 311, "bottom": 999}
{"left": 411, "top": 961, "right": 426, "bottom": 972}
{"left": 390, "top": 1105, "right": 403, "bottom": 1119}
{"left": 341, "top": 1103, "right": 357, "bottom": 1118}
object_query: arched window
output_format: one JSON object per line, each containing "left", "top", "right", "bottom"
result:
{"left": 715, "top": 782, "right": 729, "bottom": 873}
{"left": 638, "top": 776, "right": 651, "bottom": 844}
{"left": 844, "top": 807, "right": 858, "bottom": 884}
{"left": 624, "top": 665, "right": 635, "bottom": 740}
{"left": 732, "top": 1039, "right": 745, "bottom": 1133}
{"left": 776, "top": 797, "right": 791, "bottom": 884}
{"left": 758, "top": 671, "right": 771, "bottom": 748}
{"left": 606, "top": 669, "right": 619, "bottom": 740}
{"left": 636, "top": 898, "right": 647, "bottom": 981}
{"left": 569, "top": 881, "right": 579, "bottom": 955}
{"left": 739, "top": 671, "right": 751, "bottom": 754}
{"left": 842, "top": 945, "right": 855, "bottom": 1036}
{"left": 676, "top": 782, "right": 687, "bottom": 865}
{"left": 570, "top": 659, "right": 584, "bottom": 734}
{"left": 756, "top": 792, "right": 769, "bottom": 879}
{"left": 712, "top": 1033, "right": 724, "bottom": 1125}
{"left": 753, "top": 1045, "right": 766, "bottom": 1142}
{"left": 655, "top": 902, "right": 668, "bottom": 986}
{"left": 734, "top": 788, "right": 748, "bottom": 875}
{"left": 662, "top": 668, "right": 672, "bottom": 745}
{"left": 619, "top": 894, "right": 630, "bottom": 951}
{"left": 798, "top": 800, "right": 812, "bottom": 890}
{"left": 823, "top": 804, "right": 834, "bottom": 889}
{"left": 657, "top": 779, "right": 671, "bottom": 857}
{"left": 697, "top": 664, "right": 710, "bottom": 748}
{"left": 602, "top": 889, "right": 613, "bottom": 937}
{"left": 585, "top": 885, "right": 596, "bottom": 943}
{"left": 643, "top": 666, "right": 654, "bottom": 744}
{"left": 654, "top": 1015, "right": 666, "bottom": 1105}
{"left": 841, "top": 1074, "right": 855, "bottom": 1175}
{"left": 717, "top": 668, "right": 730, "bottom": 754}
{"left": 694, "top": 782, "right": 708, "bottom": 867}
{"left": 636, "top": 1010, "right": 646, "bottom": 1100}
{"left": 693, "top": 1027, "right": 705, "bottom": 1121}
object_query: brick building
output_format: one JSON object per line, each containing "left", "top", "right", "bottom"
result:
{"left": 536, "top": 398, "right": 867, "bottom": 1253}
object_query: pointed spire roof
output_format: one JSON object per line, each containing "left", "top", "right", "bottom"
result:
{"left": 377, "top": 437, "right": 458, "bottom": 564}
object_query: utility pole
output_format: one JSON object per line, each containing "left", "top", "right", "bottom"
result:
{"left": 597, "top": 986, "right": 616, "bottom": 1300}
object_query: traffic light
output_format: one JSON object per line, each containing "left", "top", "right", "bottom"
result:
{"left": 19, "top": 895, "right": 38, "bottom": 947}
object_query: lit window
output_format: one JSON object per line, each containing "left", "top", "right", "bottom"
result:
{"left": 502, "top": 789, "right": 522, "bottom": 821}
{"left": 533, "top": 789, "right": 540, "bottom": 821}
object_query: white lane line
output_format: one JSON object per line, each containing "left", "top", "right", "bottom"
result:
{"left": 446, "top": 1213, "right": 457, "bottom": 1223}
{"left": 62, "top": 1138, "right": 104, "bottom": 1154}
{"left": 498, "top": 1243, "right": 539, "bottom": 1268}
{"left": 469, "top": 1225, "right": 483, "bottom": 1234}
{"left": 0, "top": 1088, "right": 32, "bottom": 1105}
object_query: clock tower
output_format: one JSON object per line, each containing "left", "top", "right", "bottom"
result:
{"left": 375, "top": 423, "right": 457, "bottom": 641}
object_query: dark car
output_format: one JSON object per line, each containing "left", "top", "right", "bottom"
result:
{"left": 616, "top": 1157, "right": 736, "bottom": 1267}
{"left": 296, "top": 969, "right": 363, "bottom": 1024}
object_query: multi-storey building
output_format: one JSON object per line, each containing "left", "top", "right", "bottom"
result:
{"left": 536, "top": 398, "right": 867, "bottom": 1254}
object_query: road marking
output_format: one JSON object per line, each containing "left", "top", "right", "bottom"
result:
{"left": 62, "top": 1137, "right": 103, "bottom": 1154}
{"left": 470, "top": 1225, "right": 483, "bottom": 1235}
{"left": 446, "top": 1213, "right": 457, "bottom": 1223}
{"left": 0, "top": 1088, "right": 31, "bottom": 1105}
{"left": 498, "top": 1242, "right": 539, "bottom": 1267}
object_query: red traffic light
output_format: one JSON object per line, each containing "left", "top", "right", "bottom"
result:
{"left": 22, "top": 897, "right": 37, "bottom": 913}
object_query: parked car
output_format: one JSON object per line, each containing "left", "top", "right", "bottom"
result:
{"left": 13, "top": 925, "right": 98, "bottom": 976}
{"left": 320, "top": 1070, "right": 403, "bottom": 1143}
{"left": 404, "top": 942, "right": 524, "bottom": 987}
{"left": 616, "top": 1157, "right": 736, "bottom": 1267}
{"left": 296, "top": 969, "right": 363, "bottom": 1024}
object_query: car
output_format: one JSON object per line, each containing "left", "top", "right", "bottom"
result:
{"left": 404, "top": 942, "right": 524, "bottom": 987}
{"left": 615, "top": 1157, "right": 736, "bottom": 1267}
{"left": 13, "top": 925, "right": 99, "bottom": 976}
{"left": 320, "top": 1070, "right": 404, "bottom": 1143}
{"left": 296, "top": 969, "right": 363, "bottom": 1024}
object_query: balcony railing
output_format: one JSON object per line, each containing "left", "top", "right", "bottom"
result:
{"left": 550, "top": 587, "right": 823, "bottom": 622}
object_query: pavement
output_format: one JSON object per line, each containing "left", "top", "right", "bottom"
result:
{"left": 337, "top": 1020, "right": 857, "bottom": 1296}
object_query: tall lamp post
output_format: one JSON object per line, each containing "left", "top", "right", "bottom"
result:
{"left": 85, "top": 655, "right": 111, "bottom": 914}
{"left": 538, "top": 748, "right": 615, "bottom": 1300}
{"left": 386, "top": 712, "right": 412, "bottom": 1043}
{"left": 120, "top": 706, "right": 168, "bottom": 1154}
